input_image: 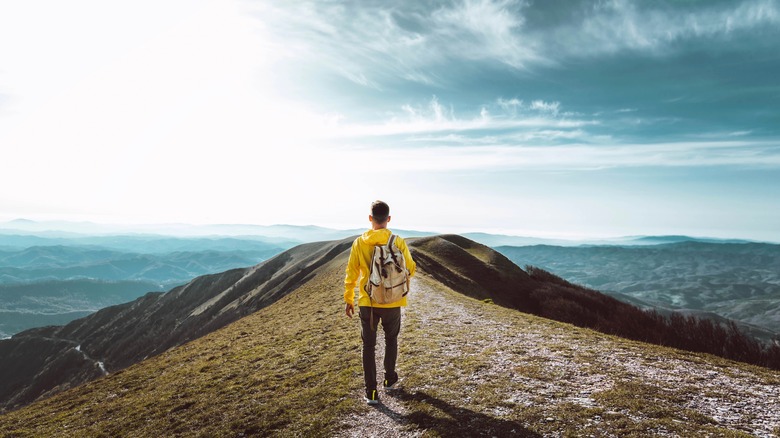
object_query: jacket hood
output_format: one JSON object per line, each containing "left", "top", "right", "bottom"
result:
{"left": 360, "top": 228, "right": 392, "bottom": 246}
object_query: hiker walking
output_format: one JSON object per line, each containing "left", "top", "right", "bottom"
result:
{"left": 344, "top": 200, "right": 416, "bottom": 405}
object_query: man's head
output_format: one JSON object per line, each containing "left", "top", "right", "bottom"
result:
{"left": 369, "top": 200, "right": 390, "bottom": 229}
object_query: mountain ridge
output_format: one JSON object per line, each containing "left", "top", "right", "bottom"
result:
{"left": 2, "top": 234, "right": 778, "bottom": 414}
{"left": 0, "top": 235, "right": 778, "bottom": 436}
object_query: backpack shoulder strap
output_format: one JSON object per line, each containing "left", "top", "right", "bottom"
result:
{"left": 387, "top": 234, "right": 403, "bottom": 271}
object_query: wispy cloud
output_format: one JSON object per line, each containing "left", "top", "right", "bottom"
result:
{"left": 338, "top": 140, "right": 780, "bottom": 173}
{"left": 313, "top": 92, "right": 774, "bottom": 151}
{"left": 497, "top": 98, "right": 523, "bottom": 113}
{"left": 545, "top": 0, "right": 780, "bottom": 57}
{"left": 316, "top": 92, "right": 780, "bottom": 172}
{"left": 321, "top": 96, "right": 594, "bottom": 140}
{"left": 529, "top": 100, "right": 560, "bottom": 115}
{"left": 247, "top": 0, "right": 541, "bottom": 88}
{"left": 429, "top": 0, "right": 542, "bottom": 69}
{"left": 249, "top": 0, "right": 780, "bottom": 91}
{"left": 294, "top": 88, "right": 780, "bottom": 175}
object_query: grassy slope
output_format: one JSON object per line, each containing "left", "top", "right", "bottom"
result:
{"left": 0, "top": 255, "right": 361, "bottom": 437}
{"left": 1, "top": 248, "right": 779, "bottom": 437}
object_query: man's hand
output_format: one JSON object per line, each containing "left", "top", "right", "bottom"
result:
{"left": 345, "top": 303, "right": 354, "bottom": 318}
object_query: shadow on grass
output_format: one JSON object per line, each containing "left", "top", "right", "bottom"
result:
{"left": 377, "top": 389, "right": 540, "bottom": 437}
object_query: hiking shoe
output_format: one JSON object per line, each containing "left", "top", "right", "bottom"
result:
{"left": 383, "top": 374, "right": 399, "bottom": 391}
{"left": 365, "top": 389, "right": 380, "bottom": 405}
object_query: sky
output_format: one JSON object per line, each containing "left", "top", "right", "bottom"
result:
{"left": 1, "top": 0, "right": 779, "bottom": 241}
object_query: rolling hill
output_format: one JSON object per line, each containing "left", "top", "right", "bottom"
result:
{"left": 0, "top": 242, "right": 289, "bottom": 339}
{"left": 0, "top": 247, "right": 279, "bottom": 289}
{"left": 496, "top": 242, "right": 780, "bottom": 342}
{"left": 0, "top": 235, "right": 778, "bottom": 436}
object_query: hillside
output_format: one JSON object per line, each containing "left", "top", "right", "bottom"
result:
{"left": 0, "top": 238, "right": 352, "bottom": 411}
{"left": 0, "top": 236, "right": 778, "bottom": 436}
{"left": 0, "top": 241, "right": 290, "bottom": 339}
{"left": 496, "top": 242, "right": 780, "bottom": 340}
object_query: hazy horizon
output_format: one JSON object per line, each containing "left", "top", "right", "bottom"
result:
{"left": 1, "top": 1, "right": 778, "bottom": 242}
{"left": 0, "top": 216, "right": 776, "bottom": 244}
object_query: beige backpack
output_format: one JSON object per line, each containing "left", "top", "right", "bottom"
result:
{"left": 365, "top": 234, "right": 410, "bottom": 304}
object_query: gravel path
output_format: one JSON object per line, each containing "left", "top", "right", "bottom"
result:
{"left": 337, "top": 275, "right": 780, "bottom": 437}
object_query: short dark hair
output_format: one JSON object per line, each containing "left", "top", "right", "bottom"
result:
{"left": 371, "top": 200, "right": 390, "bottom": 223}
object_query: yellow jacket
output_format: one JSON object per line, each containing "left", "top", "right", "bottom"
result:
{"left": 344, "top": 228, "right": 416, "bottom": 308}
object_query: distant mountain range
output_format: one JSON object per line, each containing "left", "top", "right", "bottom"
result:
{"left": 0, "top": 246, "right": 286, "bottom": 339}
{"left": 0, "top": 220, "right": 775, "bottom": 341}
{"left": 1, "top": 218, "right": 768, "bottom": 247}
{"left": 0, "top": 232, "right": 291, "bottom": 339}
{"left": 0, "top": 245, "right": 282, "bottom": 283}
{"left": 0, "top": 219, "right": 384, "bottom": 244}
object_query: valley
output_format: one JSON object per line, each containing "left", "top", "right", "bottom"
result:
{"left": 0, "top": 234, "right": 290, "bottom": 338}
{"left": 497, "top": 242, "right": 780, "bottom": 341}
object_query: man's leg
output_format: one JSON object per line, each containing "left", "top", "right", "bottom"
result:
{"left": 359, "top": 306, "right": 379, "bottom": 392}
{"left": 381, "top": 307, "right": 402, "bottom": 384}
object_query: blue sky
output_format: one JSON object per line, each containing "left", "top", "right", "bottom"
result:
{"left": 0, "top": 0, "right": 778, "bottom": 241}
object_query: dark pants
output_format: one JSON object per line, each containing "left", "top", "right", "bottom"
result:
{"left": 359, "top": 306, "right": 401, "bottom": 391}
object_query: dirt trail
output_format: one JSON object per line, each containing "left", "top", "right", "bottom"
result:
{"left": 337, "top": 275, "right": 780, "bottom": 437}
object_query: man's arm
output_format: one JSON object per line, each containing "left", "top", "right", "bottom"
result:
{"left": 344, "top": 239, "right": 360, "bottom": 317}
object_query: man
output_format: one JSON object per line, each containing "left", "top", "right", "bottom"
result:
{"left": 344, "top": 200, "right": 416, "bottom": 405}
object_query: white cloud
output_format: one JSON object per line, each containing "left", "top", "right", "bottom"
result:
{"left": 320, "top": 96, "right": 593, "bottom": 139}
{"left": 430, "top": 0, "right": 541, "bottom": 69}
{"left": 429, "top": 96, "right": 448, "bottom": 122}
{"left": 529, "top": 100, "right": 561, "bottom": 115}
{"left": 497, "top": 98, "right": 523, "bottom": 113}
